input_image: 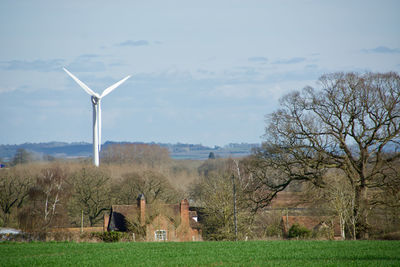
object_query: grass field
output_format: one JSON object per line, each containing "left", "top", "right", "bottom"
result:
{"left": 1, "top": 240, "right": 400, "bottom": 266}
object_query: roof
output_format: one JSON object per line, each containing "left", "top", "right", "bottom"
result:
{"left": 109, "top": 202, "right": 188, "bottom": 231}
{"left": 269, "top": 192, "right": 310, "bottom": 209}
{"left": 109, "top": 205, "right": 140, "bottom": 231}
{"left": 111, "top": 205, "right": 139, "bottom": 215}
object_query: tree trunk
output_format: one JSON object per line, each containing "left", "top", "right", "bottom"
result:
{"left": 3, "top": 213, "right": 10, "bottom": 226}
{"left": 339, "top": 215, "right": 345, "bottom": 240}
{"left": 354, "top": 185, "right": 368, "bottom": 239}
{"left": 89, "top": 217, "right": 94, "bottom": 227}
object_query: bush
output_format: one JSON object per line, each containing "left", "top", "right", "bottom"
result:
{"left": 288, "top": 223, "right": 311, "bottom": 239}
{"left": 265, "top": 225, "right": 282, "bottom": 237}
{"left": 91, "top": 231, "right": 124, "bottom": 242}
{"left": 312, "top": 226, "right": 334, "bottom": 240}
{"left": 380, "top": 232, "right": 400, "bottom": 240}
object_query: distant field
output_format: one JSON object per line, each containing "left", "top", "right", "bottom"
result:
{"left": 0, "top": 142, "right": 259, "bottom": 161}
{"left": 1, "top": 240, "right": 399, "bottom": 266}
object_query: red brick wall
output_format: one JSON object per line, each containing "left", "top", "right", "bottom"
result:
{"left": 49, "top": 227, "right": 104, "bottom": 233}
{"left": 140, "top": 197, "right": 146, "bottom": 226}
{"left": 180, "top": 199, "right": 189, "bottom": 226}
{"left": 146, "top": 215, "right": 177, "bottom": 241}
{"left": 103, "top": 214, "right": 110, "bottom": 232}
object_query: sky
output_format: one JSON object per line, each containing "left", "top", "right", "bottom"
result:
{"left": 0, "top": 0, "right": 399, "bottom": 147}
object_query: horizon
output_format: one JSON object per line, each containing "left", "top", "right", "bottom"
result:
{"left": 0, "top": 139, "right": 261, "bottom": 147}
{"left": 0, "top": 140, "right": 261, "bottom": 149}
{"left": 1, "top": 1, "right": 399, "bottom": 147}
{"left": 0, "top": 140, "right": 260, "bottom": 162}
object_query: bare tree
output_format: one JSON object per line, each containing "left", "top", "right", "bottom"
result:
{"left": 253, "top": 72, "right": 400, "bottom": 238}
{"left": 11, "top": 148, "right": 34, "bottom": 166}
{"left": 101, "top": 143, "right": 171, "bottom": 167}
{"left": 302, "top": 170, "right": 356, "bottom": 239}
{"left": 0, "top": 167, "right": 32, "bottom": 225}
{"left": 18, "top": 165, "right": 68, "bottom": 230}
{"left": 190, "top": 159, "right": 254, "bottom": 240}
{"left": 68, "top": 166, "right": 112, "bottom": 226}
{"left": 368, "top": 163, "right": 400, "bottom": 234}
{"left": 114, "top": 170, "right": 181, "bottom": 205}
{"left": 38, "top": 166, "right": 65, "bottom": 227}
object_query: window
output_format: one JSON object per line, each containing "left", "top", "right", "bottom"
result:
{"left": 155, "top": 230, "right": 167, "bottom": 241}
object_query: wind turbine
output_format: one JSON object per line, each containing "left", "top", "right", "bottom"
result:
{"left": 63, "top": 68, "right": 131, "bottom": 166}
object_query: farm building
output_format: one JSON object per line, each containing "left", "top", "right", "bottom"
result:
{"left": 268, "top": 192, "right": 343, "bottom": 239}
{"left": 105, "top": 195, "right": 202, "bottom": 241}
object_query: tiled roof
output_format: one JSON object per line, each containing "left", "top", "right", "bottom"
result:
{"left": 109, "top": 201, "right": 199, "bottom": 231}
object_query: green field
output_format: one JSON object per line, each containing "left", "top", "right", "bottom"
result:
{"left": 1, "top": 240, "right": 399, "bottom": 266}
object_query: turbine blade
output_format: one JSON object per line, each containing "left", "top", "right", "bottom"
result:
{"left": 63, "top": 68, "right": 100, "bottom": 98}
{"left": 100, "top": 75, "right": 131, "bottom": 98}
{"left": 98, "top": 100, "right": 102, "bottom": 151}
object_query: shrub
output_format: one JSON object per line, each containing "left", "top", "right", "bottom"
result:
{"left": 125, "top": 219, "right": 146, "bottom": 241}
{"left": 265, "top": 225, "right": 282, "bottom": 237}
{"left": 288, "top": 223, "right": 311, "bottom": 239}
{"left": 91, "top": 231, "right": 124, "bottom": 242}
{"left": 312, "top": 226, "right": 334, "bottom": 240}
{"left": 380, "top": 232, "right": 400, "bottom": 240}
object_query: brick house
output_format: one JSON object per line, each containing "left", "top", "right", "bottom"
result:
{"left": 104, "top": 195, "right": 202, "bottom": 241}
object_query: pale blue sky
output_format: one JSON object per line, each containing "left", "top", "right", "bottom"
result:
{"left": 0, "top": 0, "right": 399, "bottom": 146}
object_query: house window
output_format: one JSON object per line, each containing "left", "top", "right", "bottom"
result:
{"left": 155, "top": 230, "right": 167, "bottom": 241}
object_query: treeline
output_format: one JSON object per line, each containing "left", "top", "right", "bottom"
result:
{"left": 2, "top": 147, "right": 398, "bottom": 240}
{"left": 0, "top": 144, "right": 200, "bottom": 232}
{"left": 0, "top": 142, "right": 259, "bottom": 162}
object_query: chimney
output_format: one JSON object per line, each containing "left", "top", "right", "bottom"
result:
{"left": 103, "top": 213, "right": 110, "bottom": 232}
{"left": 180, "top": 199, "right": 189, "bottom": 226}
{"left": 138, "top": 194, "right": 146, "bottom": 226}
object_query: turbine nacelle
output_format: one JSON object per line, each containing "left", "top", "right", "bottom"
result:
{"left": 91, "top": 96, "right": 100, "bottom": 105}
{"left": 63, "top": 67, "right": 131, "bottom": 166}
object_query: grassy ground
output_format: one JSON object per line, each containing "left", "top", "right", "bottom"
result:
{"left": 1, "top": 240, "right": 399, "bottom": 266}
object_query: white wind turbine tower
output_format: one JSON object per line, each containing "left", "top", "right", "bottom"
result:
{"left": 63, "top": 68, "right": 131, "bottom": 167}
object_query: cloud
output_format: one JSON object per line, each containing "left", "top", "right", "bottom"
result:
{"left": 228, "top": 67, "right": 261, "bottom": 78}
{"left": 133, "top": 68, "right": 194, "bottom": 84}
{"left": 0, "top": 59, "right": 64, "bottom": 72}
{"left": 273, "top": 57, "right": 306, "bottom": 64}
{"left": 118, "top": 40, "right": 150, "bottom": 47}
{"left": 210, "top": 84, "right": 260, "bottom": 99}
{"left": 77, "top": 54, "right": 100, "bottom": 58}
{"left": 362, "top": 46, "right": 400, "bottom": 54}
{"left": 108, "top": 62, "right": 126, "bottom": 67}
{"left": 248, "top": 57, "right": 268, "bottom": 63}
{"left": 0, "top": 86, "right": 17, "bottom": 94}
{"left": 208, "top": 79, "right": 295, "bottom": 101}
{"left": 66, "top": 54, "right": 106, "bottom": 72}
{"left": 197, "top": 69, "right": 215, "bottom": 75}
{"left": 305, "top": 64, "right": 318, "bottom": 69}
{"left": 32, "top": 100, "right": 60, "bottom": 108}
